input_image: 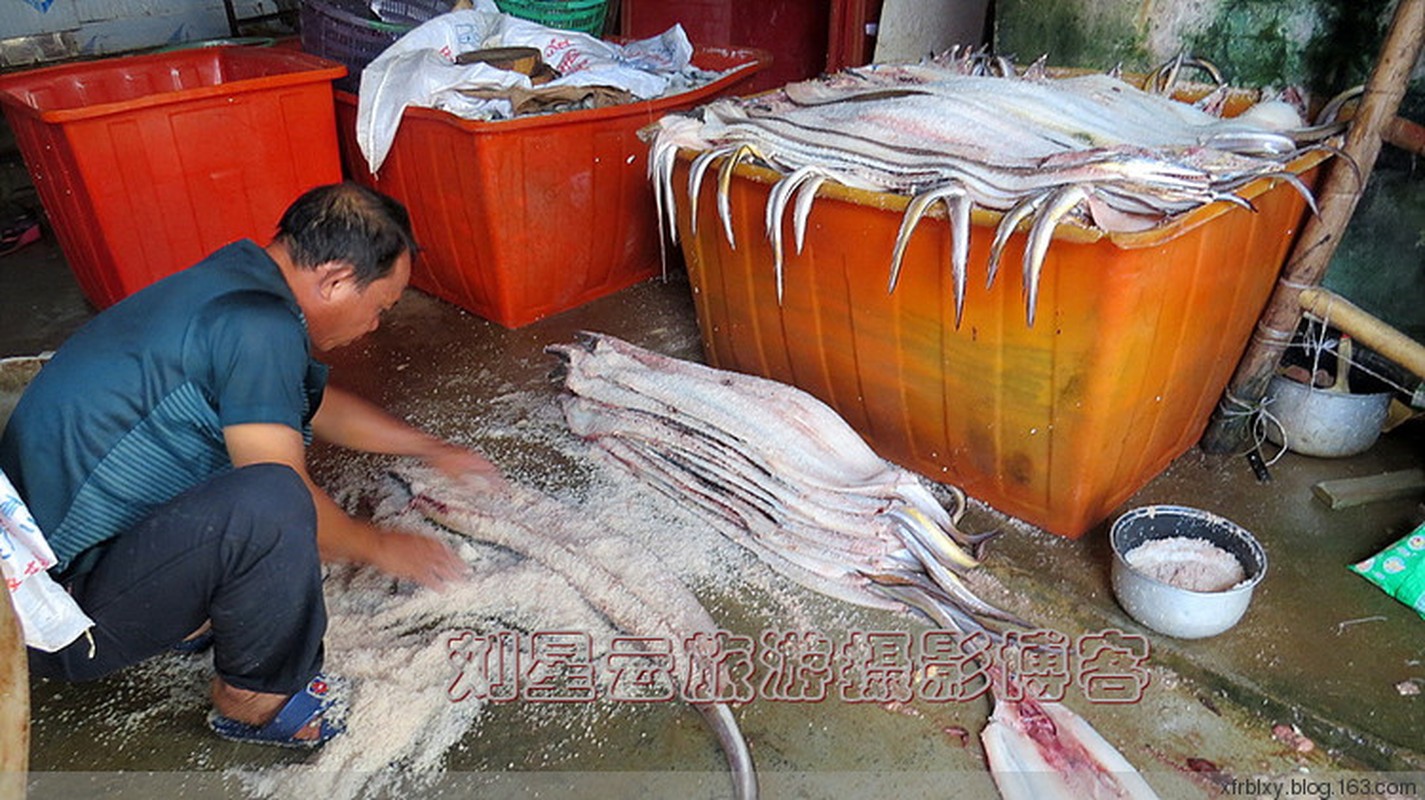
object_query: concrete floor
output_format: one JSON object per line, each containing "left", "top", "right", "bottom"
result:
{"left": 3, "top": 229, "right": 1423, "bottom": 799}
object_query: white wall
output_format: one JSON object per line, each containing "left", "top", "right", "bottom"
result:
{"left": 873, "top": 0, "right": 990, "bottom": 63}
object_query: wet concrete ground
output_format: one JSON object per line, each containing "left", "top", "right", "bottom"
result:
{"left": 3, "top": 233, "right": 1423, "bottom": 798}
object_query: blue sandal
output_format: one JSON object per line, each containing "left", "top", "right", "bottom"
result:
{"left": 171, "top": 630, "right": 214, "bottom": 654}
{"left": 207, "top": 674, "right": 346, "bottom": 748}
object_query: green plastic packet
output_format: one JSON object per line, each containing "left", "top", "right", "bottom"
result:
{"left": 1350, "top": 522, "right": 1425, "bottom": 620}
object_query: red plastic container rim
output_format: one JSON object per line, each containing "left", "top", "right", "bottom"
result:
{"left": 0, "top": 46, "right": 347, "bottom": 124}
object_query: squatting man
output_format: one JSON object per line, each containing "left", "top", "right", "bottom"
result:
{"left": 0, "top": 182, "right": 496, "bottom": 746}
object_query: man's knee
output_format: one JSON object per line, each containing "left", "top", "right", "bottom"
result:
{"left": 228, "top": 463, "right": 314, "bottom": 531}
{"left": 230, "top": 462, "right": 312, "bottom": 510}
{"left": 208, "top": 464, "right": 317, "bottom": 565}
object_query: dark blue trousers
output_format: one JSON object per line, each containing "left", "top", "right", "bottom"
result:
{"left": 30, "top": 463, "right": 327, "bottom": 696}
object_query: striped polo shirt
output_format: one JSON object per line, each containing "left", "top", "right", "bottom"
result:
{"left": 0, "top": 239, "right": 327, "bottom": 573}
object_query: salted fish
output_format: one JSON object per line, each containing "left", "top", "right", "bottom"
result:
{"left": 561, "top": 394, "right": 909, "bottom": 545}
{"left": 982, "top": 690, "right": 1161, "bottom": 800}
{"left": 551, "top": 333, "right": 958, "bottom": 525}
{"left": 578, "top": 420, "right": 996, "bottom": 619}
{"left": 592, "top": 435, "right": 912, "bottom": 613}
{"left": 548, "top": 334, "right": 1159, "bottom": 799}
{"left": 549, "top": 333, "right": 999, "bottom": 624}
{"left": 550, "top": 336, "right": 975, "bottom": 578}
{"left": 650, "top": 59, "right": 1320, "bottom": 326}
{"left": 399, "top": 472, "right": 759, "bottom": 800}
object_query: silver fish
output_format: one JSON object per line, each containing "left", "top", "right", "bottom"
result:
{"left": 650, "top": 63, "right": 1318, "bottom": 323}
{"left": 549, "top": 333, "right": 994, "bottom": 628}
{"left": 402, "top": 474, "right": 760, "bottom": 800}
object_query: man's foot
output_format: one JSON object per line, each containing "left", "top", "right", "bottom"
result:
{"left": 171, "top": 622, "right": 214, "bottom": 654}
{"left": 208, "top": 675, "right": 344, "bottom": 748}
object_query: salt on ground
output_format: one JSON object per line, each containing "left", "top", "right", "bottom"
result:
{"left": 1124, "top": 536, "right": 1246, "bottom": 592}
{"left": 241, "top": 391, "right": 838, "bottom": 800}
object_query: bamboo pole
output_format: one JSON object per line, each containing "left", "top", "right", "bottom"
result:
{"left": 1298, "top": 287, "right": 1425, "bottom": 380}
{"left": 1385, "top": 115, "right": 1425, "bottom": 155}
{"left": 1200, "top": 0, "right": 1425, "bottom": 453}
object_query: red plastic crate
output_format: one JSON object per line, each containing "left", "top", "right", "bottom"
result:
{"left": 621, "top": 0, "right": 831, "bottom": 93}
{"left": 335, "top": 46, "right": 766, "bottom": 328}
{"left": 0, "top": 46, "right": 346, "bottom": 309}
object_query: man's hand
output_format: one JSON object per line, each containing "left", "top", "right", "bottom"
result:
{"left": 312, "top": 386, "right": 504, "bottom": 490}
{"left": 368, "top": 527, "right": 472, "bottom": 590}
{"left": 224, "top": 422, "right": 473, "bottom": 590}
{"left": 420, "top": 440, "right": 504, "bottom": 489}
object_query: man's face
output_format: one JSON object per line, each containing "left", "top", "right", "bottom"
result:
{"left": 309, "top": 250, "right": 411, "bottom": 351}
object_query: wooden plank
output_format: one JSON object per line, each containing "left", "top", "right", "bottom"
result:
{"left": 1312, "top": 468, "right": 1425, "bottom": 509}
{"left": 0, "top": 590, "right": 25, "bottom": 800}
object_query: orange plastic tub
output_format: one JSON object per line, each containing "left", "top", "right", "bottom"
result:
{"left": 0, "top": 46, "right": 346, "bottom": 309}
{"left": 334, "top": 46, "right": 767, "bottom": 328}
{"left": 674, "top": 148, "right": 1326, "bottom": 538}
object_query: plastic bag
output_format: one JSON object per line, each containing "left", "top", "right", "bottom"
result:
{"left": 356, "top": 0, "right": 694, "bottom": 172}
{"left": 1350, "top": 522, "right": 1425, "bottom": 620}
{"left": 1, "top": 469, "right": 95, "bottom": 651}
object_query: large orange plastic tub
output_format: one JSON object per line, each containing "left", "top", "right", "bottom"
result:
{"left": 674, "top": 148, "right": 1326, "bottom": 538}
{"left": 335, "top": 46, "right": 766, "bottom": 328}
{"left": 0, "top": 46, "right": 346, "bottom": 309}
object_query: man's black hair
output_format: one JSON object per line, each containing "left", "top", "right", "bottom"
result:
{"left": 275, "top": 182, "right": 417, "bottom": 286}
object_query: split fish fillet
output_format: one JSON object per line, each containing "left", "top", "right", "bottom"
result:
{"left": 395, "top": 471, "right": 760, "bottom": 800}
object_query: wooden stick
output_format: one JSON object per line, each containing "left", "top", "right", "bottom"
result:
{"left": 1385, "top": 115, "right": 1425, "bottom": 155}
{"left": 1200, "top": 0, "right": 1425, "bottom": 453}
{"left": 1313, "top": 468, "right": 1425, "bottom": 510}
{"left": 1299, "top": 287, "right": 1425, "bottom": 380}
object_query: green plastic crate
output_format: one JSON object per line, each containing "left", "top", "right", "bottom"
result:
{"left": 494, "top": 0, "right": 610, "bottom": 34}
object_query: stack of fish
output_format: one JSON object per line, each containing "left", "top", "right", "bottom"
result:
{"left": 549, "top": 332, "right": 1163, "bottom": 799}
{"left": 547, "top": 331, "right": 1023, "bottom": 636}
{"left": 648, "top": 53, "right": 1322, "bottom": 325}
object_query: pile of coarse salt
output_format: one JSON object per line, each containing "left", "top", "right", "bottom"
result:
{"left": 1124, "top": 536, "right": 1246, "bottom": 592}
{"left": 240, "top": 399, "right": 824, "bottom": 800}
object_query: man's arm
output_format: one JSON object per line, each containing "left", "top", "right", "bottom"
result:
{"left": 310, "top": 385, "right": 500, "bottom": 482}
{"left": 223, "top": 422, "right": 470, "bottom": 588}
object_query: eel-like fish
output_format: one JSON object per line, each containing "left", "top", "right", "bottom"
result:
{"left": 396, "top": 472, "right": 759, "bottom": 800}
{"left": 650, "top": 60, "right": 1320, "bottom": 324}
{"left": 548, "top": 332, "right": 1161, "bottom": 799}
{"left": 548, "top": 332, "right": 1012, "bottom": 632}
{"left": 549, "top": 332, "right": 966, "bottom": 533}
